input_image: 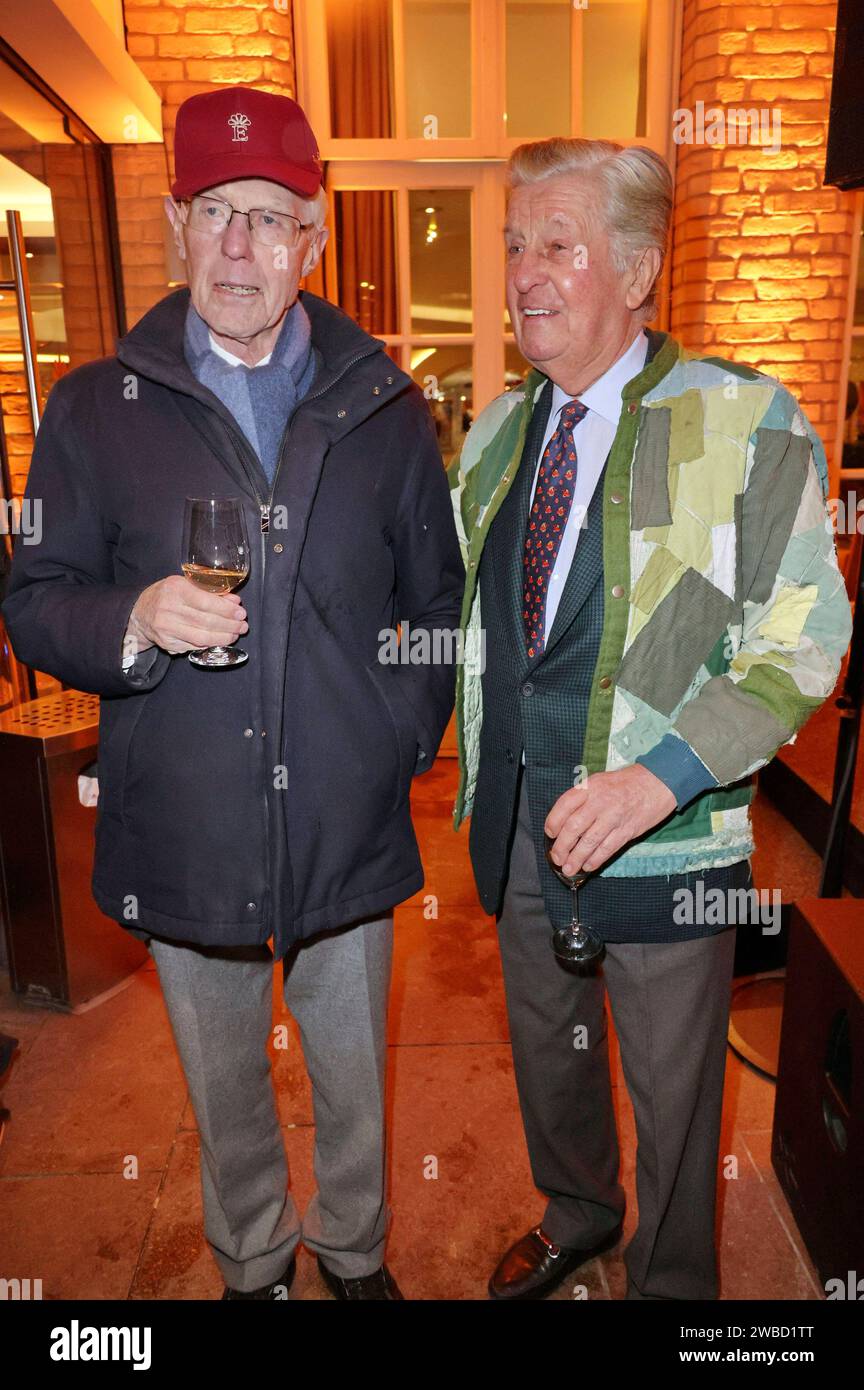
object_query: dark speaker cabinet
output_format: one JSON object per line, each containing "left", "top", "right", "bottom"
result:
{"left": 773, "top": 901, "right": 864, "bottom": 1288}
{"left": 0, "top": 691, "right": 147, "bottom": 1010}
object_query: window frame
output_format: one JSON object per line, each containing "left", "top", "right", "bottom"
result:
{"left": 296, "top": 0, "right": 683, "bottom": 166}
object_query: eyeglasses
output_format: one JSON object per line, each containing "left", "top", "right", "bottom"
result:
{"left": 180, "top": 195, "right": 314, "bottom": 248}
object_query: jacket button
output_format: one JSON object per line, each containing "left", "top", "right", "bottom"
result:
{"left": 610, "top": 492, "right": 624, "bottom": 505}
{"left": 522, "top": 682, "right": 534, "bottom": 697}
{"left": 386, "top": 375, "right": 394, "bottom": 384}
{"left": 246, "top": 901, "right": 257, "bottom": 912}
{"left": 337, "top": 409, "right": 347, "bottom": 418}
{"left": 611, "top": 584, "right": 625, "bottom": 598}
{"left": 372, "top": 386, "right": 381, "bottom": 395}
{"left": 627, "top": 402, "right": 638, "bottom": 414}
{"left": 598, "top": 676, "right": 612, "bottom": 690}
{"left": 273, "top": 542, "right": 283, "bottom": 553}
{"left": 243, "top": 728, "right": 254, "bottom": 738}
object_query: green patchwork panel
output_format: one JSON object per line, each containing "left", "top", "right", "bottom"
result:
{"left": 616, "top": 567, "right": 735, "bottom": 716}
{"left": 737, "top": 660, "right": 824, "bottom": 730}
{"left": 675, "top": 433, "right": 744, "bottom": 527}
{"left": 674, "top": 673, "right": 795, "bottom": 781}
{"left": 741, "top": 429, "right": 811, "bottom": 604}
{"left": 631, "top": 406, "right": 672, "bottom": 529}
{"left": 630, "top": 544, "right": 684, "bottom": 615}
{"left": 667, "top": 390, "right": 705, "bottom": 465}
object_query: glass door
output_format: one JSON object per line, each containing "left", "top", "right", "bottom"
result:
{"left": 317, "top": 161, "right": 520, "bottom": 459}
{"left": 0, "top": 50, "right": 122, "bottom": 703}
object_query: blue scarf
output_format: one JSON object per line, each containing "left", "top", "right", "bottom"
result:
{"left": 183, "top": 297, "right": 317, "bottom": 484}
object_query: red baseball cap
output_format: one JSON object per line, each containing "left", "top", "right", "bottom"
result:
{"left": 171, "top": 86, "right": 323, "bottom": 200}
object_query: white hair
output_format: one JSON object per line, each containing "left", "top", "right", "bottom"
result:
{"left": 302, "top": 184, "right": 328, "bottom": 229}
{"left": 507, "top": 138, "right": 672, "bottom": 317}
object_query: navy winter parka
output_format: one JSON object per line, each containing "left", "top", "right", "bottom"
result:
{"left": 3, "top": 288, "right": 465, "bottom": 958}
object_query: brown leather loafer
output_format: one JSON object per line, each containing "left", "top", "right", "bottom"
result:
{"left": 222, "top": 1254, "right": 296, "bottom": 1300}
{"left": 489, "top": 1223, "right": 623, "bottom": 1300}
{"left": 317, "top": 1256, "right": 404, "bottom": 1300}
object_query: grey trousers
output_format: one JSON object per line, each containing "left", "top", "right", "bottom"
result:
{"left": 496, "top": 773, "right": 736, "bottom": 1301}
{"left": 148, "top": 913, "right": 393, "bottom": 1291}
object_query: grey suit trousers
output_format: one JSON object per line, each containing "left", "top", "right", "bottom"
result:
{"left": 148, "top": 913, "right": 393, "bottom": 1291}
{"left": 496, "top": 773, "right": 736, "bottom": 1300}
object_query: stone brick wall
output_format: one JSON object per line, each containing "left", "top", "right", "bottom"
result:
{"left": 116, "top": 0, "right": 296, "bottom": 324}
{"left": 671, "top": 0, "right": 857, "bottom": 468}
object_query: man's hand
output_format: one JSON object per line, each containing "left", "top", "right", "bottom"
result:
{"left": 124, "top": 575, "right": 249, "bottom": 658}
{"left": 544, "top": 765, "right": 677, "bottom": 875}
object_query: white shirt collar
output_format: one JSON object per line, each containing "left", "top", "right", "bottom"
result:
{"left": 208, "top": 331, "right": 272, "bottom": 368}
{"left": 549, "top": 330, "right": 650, "bottom": 426}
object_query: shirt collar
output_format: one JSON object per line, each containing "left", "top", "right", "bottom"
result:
{"left": 549, "top": 329, "right": 650, "bottom": 427}
{"left": 207, "top": 332, "right": 272, "bottom": 368}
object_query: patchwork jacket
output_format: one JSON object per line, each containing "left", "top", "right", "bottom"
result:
{"left": 447, "top": 330, "right": 853, "bottom": 876}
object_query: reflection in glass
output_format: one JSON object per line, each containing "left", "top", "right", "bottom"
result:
{"left": 0, "top": 155, "right": 67, "bottom": 412}
{"left": 410, "top": 346, "right": 473, "bottom": 467}
{"left": 404, "top": 0, "right": 471, "bottom": 138}
{"left": 582, "top": 0, "right": 648, "bottom": 139}
{"left": 334, "top": 190, "right": 399, "bottom": 335}
{"left": 409, "top": 189, "right": 472, "bottom": 335}
{"left": 0, "top": 55, "right": 120, "bottom": 700}
{"left": 506, "top": 0, "right": 571, "bottom": 139}
{"left": 327, "top": 0, "right": 395, "bottom": 138}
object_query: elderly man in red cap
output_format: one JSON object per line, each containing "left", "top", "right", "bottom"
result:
{"left": 4, "top": 88, "right": 463, "bottom": 1300}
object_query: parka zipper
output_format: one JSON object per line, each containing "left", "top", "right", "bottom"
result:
{"left": 216, "top": 346, "right": 380, "bottom": 581}
{"left": 256, "top": 346, "right": 380, "bottom": 574}
{"left": 215, "top": 342, "right": 383, "bottom": 949}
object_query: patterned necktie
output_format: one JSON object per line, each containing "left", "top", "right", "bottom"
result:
{"left": 522, "top": 399, "right": 589, "bottom": 658}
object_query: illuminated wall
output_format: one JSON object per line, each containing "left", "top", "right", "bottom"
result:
{"left": 670, "top": 0, "right": 857, "bottom": 475}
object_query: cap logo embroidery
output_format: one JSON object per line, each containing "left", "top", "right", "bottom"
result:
{"left": 228, "top": 112, "right": 251, "bottom": 142}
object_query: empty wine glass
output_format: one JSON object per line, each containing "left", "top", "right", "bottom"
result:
{"left": 544, "top": 766, "right": 605, "bottom": 967}
{"left": 182, "top": 497, "right": 250, "bottom": 668}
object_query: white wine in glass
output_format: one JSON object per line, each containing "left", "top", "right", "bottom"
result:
{"left": 182, "top": 496, "right": 250, "bottom": 668}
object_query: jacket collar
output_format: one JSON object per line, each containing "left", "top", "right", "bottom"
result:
{"left": 115, "top": 287, "right": 412, "bottom": 434}
{"left": 519, "top": 327, "right": 675, "bottom": 416}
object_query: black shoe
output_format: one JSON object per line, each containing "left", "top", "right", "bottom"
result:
{"left": 489, "top": 1223, "right": 623, "bottom": 1301}
{"left": 222, "top": 1254, "right": 296, "bottom": 1300}
{"left": 317, "top": 1255, "right": 403, "bottom": 1300}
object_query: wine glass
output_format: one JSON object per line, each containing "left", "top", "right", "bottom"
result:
{"left": 544, "top": 766, "right": 605, "bottom": 967}
{"left": 182, "top": 497, "right": 250, "bottom": 668}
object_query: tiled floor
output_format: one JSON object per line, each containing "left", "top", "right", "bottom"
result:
{"left": 0, "top": 761, "right": 825, "bottom": 1300}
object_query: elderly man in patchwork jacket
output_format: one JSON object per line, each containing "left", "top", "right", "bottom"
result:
{"left": 449, "top": 137, "right": 852, "bottom": 1302}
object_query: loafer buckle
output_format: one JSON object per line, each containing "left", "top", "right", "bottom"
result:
{"left": 533, "top": 1226, "right": 562, "bottom": 1259}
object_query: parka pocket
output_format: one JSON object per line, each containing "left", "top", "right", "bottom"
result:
{"left": 365, "top": 659, "right": 419, "bottom": 815}
{"left": 96, "top": 695, "right": 150, "bottom": 821}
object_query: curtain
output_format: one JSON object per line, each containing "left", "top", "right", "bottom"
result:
{"left": 326, "top": 0, "right": 394, "bottom": 139}
{"left": 334, "top": 190, "right": 398, "bottom": 336}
